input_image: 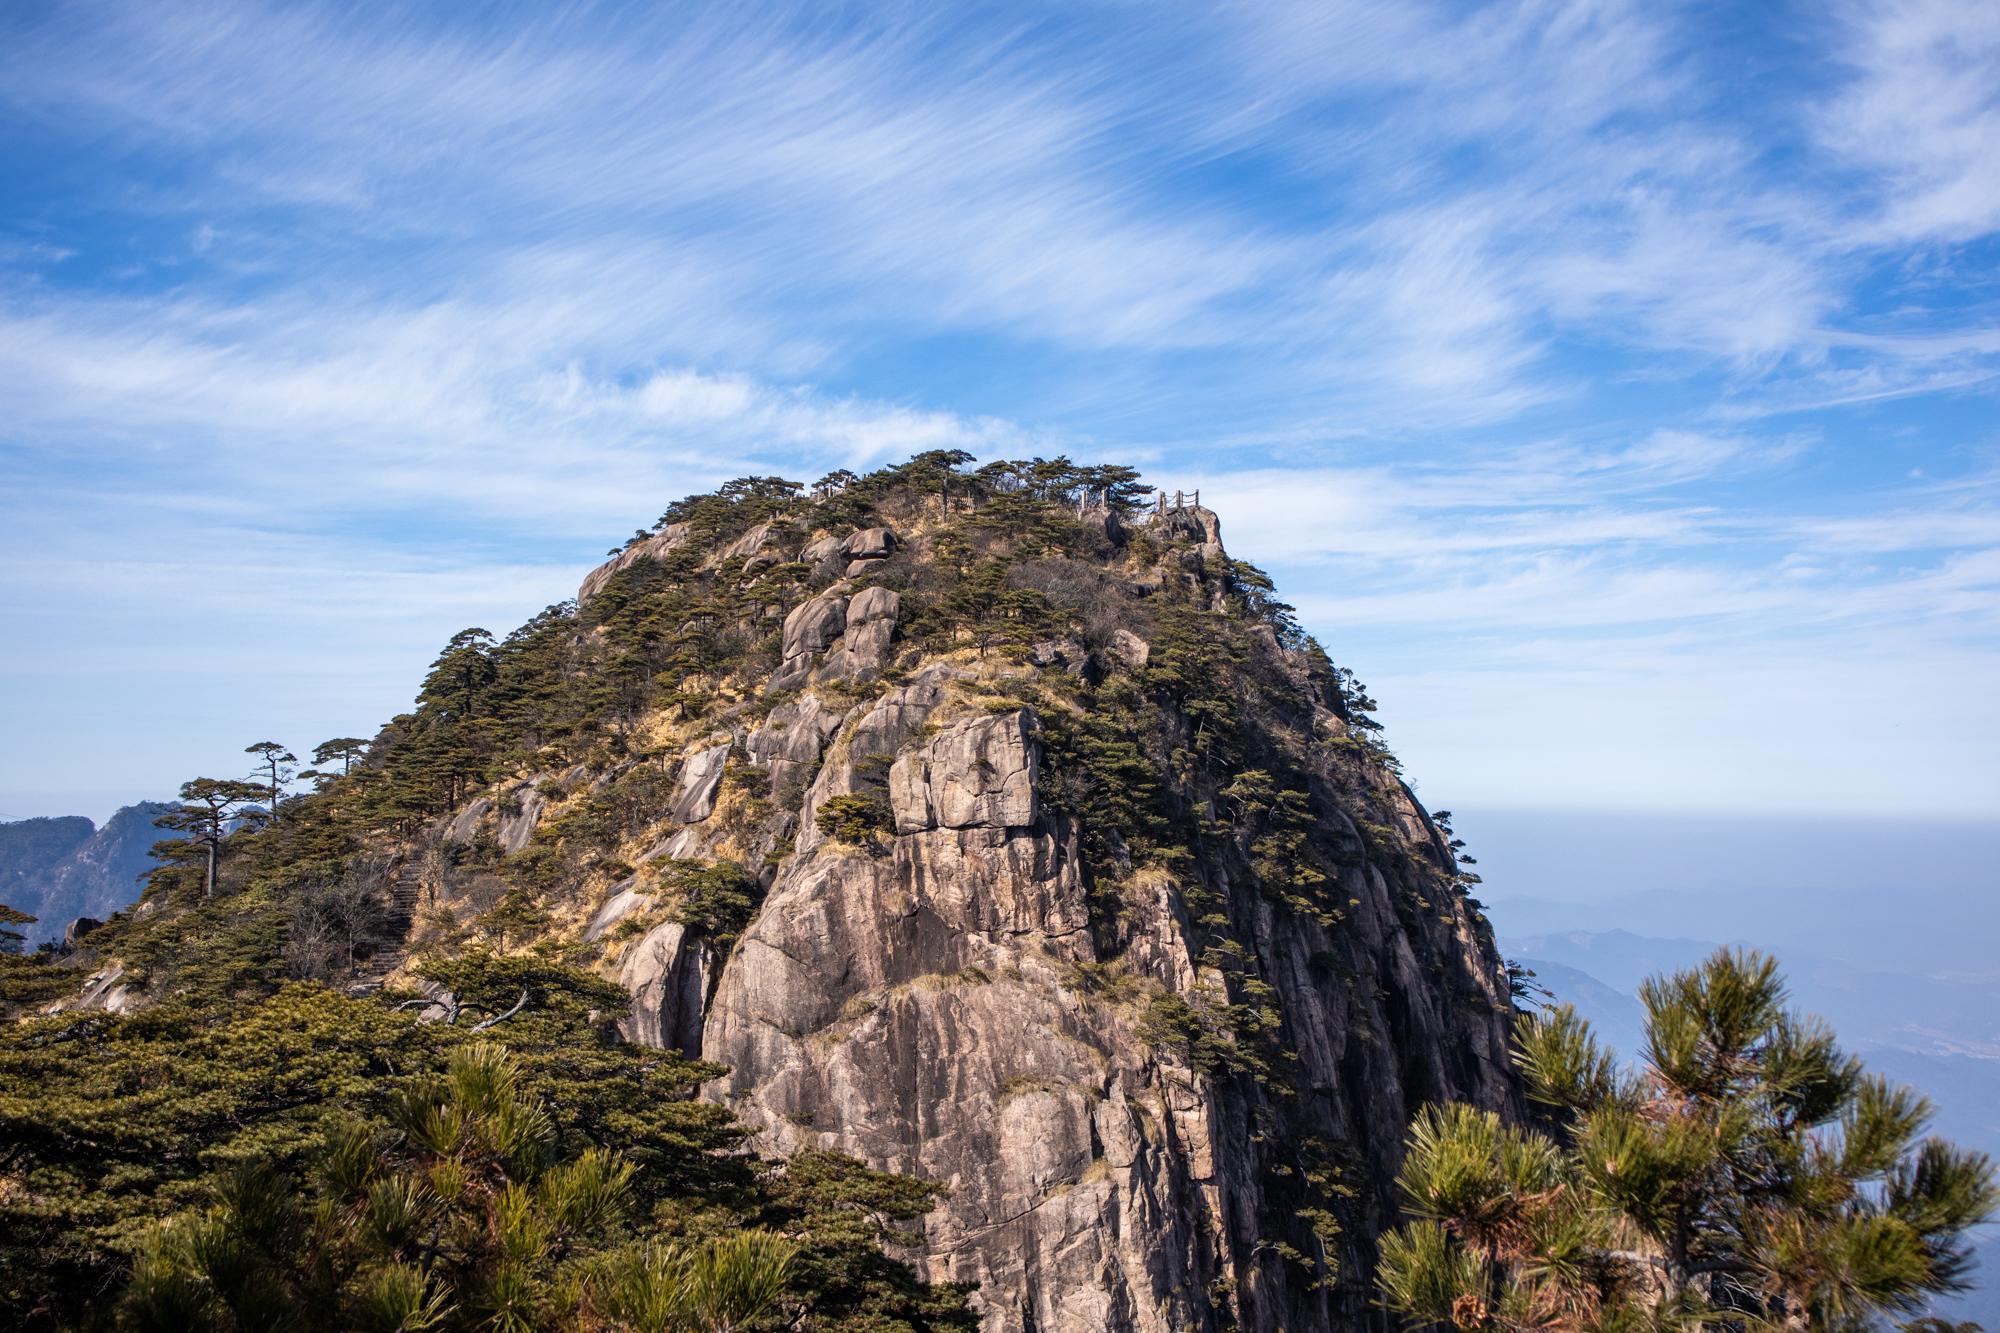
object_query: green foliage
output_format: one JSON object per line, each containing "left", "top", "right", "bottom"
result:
{"left": 0, "top": 943, "right": 72, "bottom": 1007}
{"left": 0, "top": 985, "right": 442, "bottom": 1324}
{"left": 1377, "top": 949, "right": 1999, "bottom": 1333}
{"left": 746, "top": 1150, "right": 975, "bottom": 1328}
{"left": 593, "top": 1231, "right": 797, "bottom": 1332}
{"left": 2, "top": 965, "right": 972, "bottom": 1330}
{"left": 657, "top": 475, "right": 804, "bottom": 537}
{"left": 813, "top": 794, "right": 891, "bottom": 845}
{"left": 0, "top": 900, "right": 32, "bottom": 953}
{"left": 651, "top": 860, "right": 763, "bottom": 950}
{"left": 1137, "top": 988, "right": 1271, "bottom": 1080}
{"left": 113, "top": 1042, "right": 753, "bottom": 1332}
{"left": 1511, "top": 1003, "right": 1618, "bottom": 1114}
{"left": 1036, "top": 680, "right": 1171, "bottom": 868}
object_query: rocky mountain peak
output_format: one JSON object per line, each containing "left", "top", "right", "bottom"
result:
{"left": 40, "top": 457, "right": 1517, "bottom": 1331}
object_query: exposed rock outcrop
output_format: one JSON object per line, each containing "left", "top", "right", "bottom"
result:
{"left": 498, "top": 782, "right": 546, "bottom": 853}
{"left": 619, "top": 920, "right": 710, "bottom": 1056}
{"left": 688, "top": 657, "right": 1515, "bottom": 1331}
{"left": 719, "top": 519, "right": 774, "bottom": 563}
{"left": 795, "top": 668, "right": 950, "bottom": 855}
{"left": 771, "top": 589, "right": 849, "bottom": 691}
{"left": 579, "top": 522, "right": 690, "bottom": 602}
{"left": 845, "top": 526, "right": 896, "bottom": 560}
{"left": 820, "top": 585, "right": 900, "bottom": 681}
{"left": 747, "top": 693, "right": 846, "bottom": 795}
{"left": 655, "top": 496, "right": 1517, "bottom": 1331}
{"left": 889, "top": 710, "right": 1038, "bottom": 832}
{"left": 669, "top": 743, "right": 731, "bottom": 824}
{"left": 802, "top": 534, "right": 849, "bottom": 580}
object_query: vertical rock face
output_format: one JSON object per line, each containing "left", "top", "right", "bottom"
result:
{"left": 694, "top": 683, "right": 1511, "bottom": 1330}
{"left": 889, "top": 711, "right": 1038, "bottom": 832}
{"left": 747, "top": 694, "right": 846, "bottom": 794}
{"left": 615, "top": 506, "right": 1517, "bottom": 1331}
{"left": 668, "top": 744, "right": 732, "bottom": 824}
{"left": 619, "top": 920, "right": 710, "bottom": 1056}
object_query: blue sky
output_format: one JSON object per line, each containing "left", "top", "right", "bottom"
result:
{"left": 1, "top": 0, "right": 1997, "bottom": 824}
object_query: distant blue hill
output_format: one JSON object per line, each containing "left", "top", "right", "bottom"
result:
{"left": 0, "top": 802, "right": 181, "bottom": 946}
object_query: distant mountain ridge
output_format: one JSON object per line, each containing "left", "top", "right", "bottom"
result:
{"left": 0, "top": 803, "right": 178, "bottom": 945}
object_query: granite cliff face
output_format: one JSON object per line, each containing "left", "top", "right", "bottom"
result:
{"left": 410, "top": 479, "right": 1516, "bottom": 1330}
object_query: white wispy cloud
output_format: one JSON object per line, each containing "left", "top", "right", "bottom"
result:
{"left": 1, "top": 0, "right": 1997, "bottom": 817}
{"left": 8, "top": 0, "right": 1987, "bottom": 437}
{"left": 1819, "top": 0, "right": 2000, "bottom": 245}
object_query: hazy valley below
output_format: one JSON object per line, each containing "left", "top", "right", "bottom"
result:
{"left": 1469, "top": 809, "right": 2000, "bottom": 1320}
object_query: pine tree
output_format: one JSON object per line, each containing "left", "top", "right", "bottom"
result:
{"left": 244, "top": 742, "right": 297, "bottom": 822}
{"left": 311, "top": 737, "right": 370, "bottom": 776}
{"left": 0, "top": 902, "right": 34, "bottom": 953}
{"left": 155, "top": 778, "right": 267, "bottom": 898}
{"left": 119, "top": 1041, "right": 801, "bottom": 1333}
{"left": 1378, "top": 948, "right": 1997, "bottom": 1332}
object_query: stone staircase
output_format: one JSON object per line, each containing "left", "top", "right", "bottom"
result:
{"left": 348, "top": 860, "right": 422, "bottom": 996}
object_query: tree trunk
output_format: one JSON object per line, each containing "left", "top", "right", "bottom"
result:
{"left": 204, "top": 841, "right": 217, "bottom": 899}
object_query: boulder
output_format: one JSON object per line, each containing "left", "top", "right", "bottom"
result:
{"left": 781, "top": 591, "right": 849, "bottom": 659}
{"left": 1029, "top": 636, "right": 1086, "bottom": 675}
{"left": 801, "top": 534, "right": 848, "bottom": 580}
{"left": 1152, "top": 504, "right": 1222, "bottom": 552}
{"left": 770, "top": 590, "right": 851, "bottom": 692}
{"left": 802, "top": 534, "right": 846, "bottom": 561}
{"left": 60, "top": 916, "right": 103, "bottom": 952}
{"left": 844, "top": 526, "right": 896, "bottom": 560}
{"left": 819, "top": 586, "right": 900, "bottom": 681}
{"left": 767, "top": 653, "right": 816, "bottom": 694}
{"left": 1108, "top": 627, "right": 1151, "bottom": 671}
